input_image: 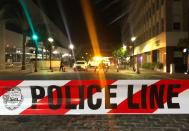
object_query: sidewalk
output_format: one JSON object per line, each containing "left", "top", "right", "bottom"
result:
{"left": 0, "top": 64, "right": 34, "bottom": 74}
{"left": 0, "top": 68, "right": 33, "bottom": 74}
{"left": 121, "top": 67, "right": 189, "bottom": 79}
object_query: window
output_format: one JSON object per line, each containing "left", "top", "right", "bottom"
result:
{"left": 173, "top": 22, "right": 181, "bottom": 30}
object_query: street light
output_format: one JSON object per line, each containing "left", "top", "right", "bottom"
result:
{"left": 48, "top": 37, "right": 54, "bottom": 71}
{"left": 32, "top": 34, "right": 39, "bottom": 41}
{"left": 131, "top": 37, "right": 136, "bottom": 42}
{"left": 183, "top": 48, "right": 187, "bottom": 53}
{"left": 69, "top": 44, "right": 75, "bottom": 67}
{"left": 130, "top": 36, "right": 139, "bottom": 73}
{"left": 32, "top": 34, "right": 39, "bottom": 72}
{"left": 48, "top": 37, "right": 54, "bottom": 43}
{"left": 69, "top": 44, "right": 74, "bottom": 50}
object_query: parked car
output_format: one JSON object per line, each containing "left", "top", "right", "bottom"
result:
{"left": 73, "top": 61, "right": 88, "bottom": 71}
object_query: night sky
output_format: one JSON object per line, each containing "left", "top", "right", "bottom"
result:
{"left": 33, "top": 0, "right": 127, "bottom": 55}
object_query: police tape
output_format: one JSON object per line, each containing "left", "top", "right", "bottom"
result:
{"left": 0, "top": 80, "right": 189, "bottom": 115}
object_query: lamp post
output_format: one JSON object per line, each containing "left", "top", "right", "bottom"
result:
{"left": 48, "top": 37, "right": 54, "bottom": 43}
{"left": 69, "top": 44, "right": 74, "bottom": 50}
{"left": 48, "top": 37, "right": 54, "bottom": 71}
{"left": 69, "top": 44, "right": 74, "bottom": 56}
{"left": 69, "top": 44, "right": 74, "bottom": 67}
{"left": 32, "top": 34, "right": 39, "bottom": 72}
{"left": 131, "top": 36, "right": 138, "bottom": 73}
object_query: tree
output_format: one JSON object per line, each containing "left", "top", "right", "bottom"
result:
{"left": 113, "top": 47, "right": 128, "bottom": 67}
{"left": 0, "top": 1, "right": 29, "bottom": 70}
{"left": 113, "top": 47, "right": 128, "bottom": 59}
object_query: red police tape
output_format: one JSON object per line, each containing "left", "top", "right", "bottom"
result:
{"left": 0, "top": 80, "right": 189, "bottom": 115}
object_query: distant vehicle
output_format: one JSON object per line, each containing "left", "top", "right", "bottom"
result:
{"left": 88, "top": 60, "right": 100, "bottom": 67}
{"left": 73, "top": 60, "right": 88, "bottom": 71}
{"left": 88, "top": 56, "right": 111, "bottom": 67}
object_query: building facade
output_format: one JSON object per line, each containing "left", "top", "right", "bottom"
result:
{"left": 123, "top": 0, "right": 189, "bottom": 73}
{"left": 0, "top": 0, "right": 69, "bottom": 69}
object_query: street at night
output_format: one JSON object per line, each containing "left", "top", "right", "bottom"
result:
{"left": 1, "top": 0, "right": 189, "bottom": 131}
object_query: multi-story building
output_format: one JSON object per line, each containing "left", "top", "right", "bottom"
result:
{"left": 123, "top": 0, "right": 189, "bottom": 73}
{"left": 0, "top": 0, "right": 69, "bottom": 69}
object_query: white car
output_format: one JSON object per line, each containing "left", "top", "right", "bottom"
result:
{"left": 73, "top": 61, "right": 88, "bottom": 71}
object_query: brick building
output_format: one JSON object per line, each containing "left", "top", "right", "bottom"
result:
{"left": 122, "top": 0, "right": 189, "bottom": 73}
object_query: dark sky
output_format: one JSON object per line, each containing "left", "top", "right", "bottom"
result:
{"left": 33, "top": 0, "right": 127, "bottom": 54}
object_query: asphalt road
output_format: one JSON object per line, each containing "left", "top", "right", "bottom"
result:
{"left": 0, "top": 68, "right": 189, "bottom": 80}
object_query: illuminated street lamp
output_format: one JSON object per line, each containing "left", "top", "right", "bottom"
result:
{"left": 183, "top": 48, "right": 187, "bottom": 53}
{"left": 69, "top": 44, "right": 75, "bottom": 67}
{"left": 32, "top": 34, "right": 39, "bottom": 72}
{"left": 131, "top": 36, "right": 136, "bottom": 42}
{"left": 130, "top": 36, "right": 139, "bottom": 73}
{"left": 69, "top": 44, "right": 74, "bottom": 50}
{"left": 48, "top": 37, "right": 54, "bottom": 43}
{"left": 69, "top": 44, "right": 74, "bottom": 56}
{"left": 32, "top": 34, "right": 39, "bottom": 41}
{"left": 131, "top": 37, "right": 136, "bottom": 56}
{"left": 48, "top": 37, "right": 54, "bottom": 71}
